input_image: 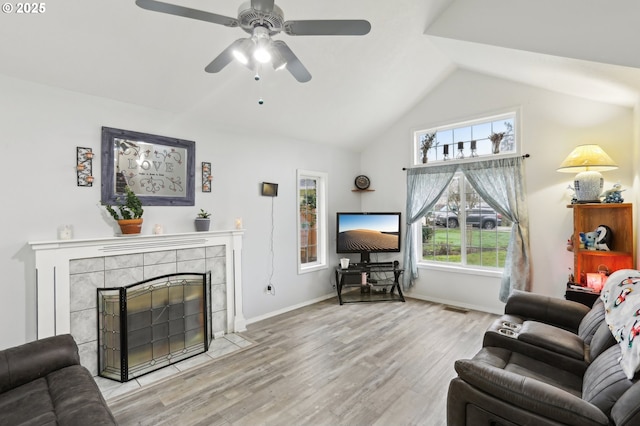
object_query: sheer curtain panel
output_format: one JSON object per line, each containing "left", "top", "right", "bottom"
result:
{"left": 403, "top": 156, "right": 531, "bottom": 302}
{"left": 463, "top": 157, "right": 532, "bottom": 301}
{"left": 402, "top": 165, "right": 458, "bottom": 289}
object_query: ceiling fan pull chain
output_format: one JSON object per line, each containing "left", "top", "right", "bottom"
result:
{"left": 256, "top": 64, "right": 264, "bottom": 105}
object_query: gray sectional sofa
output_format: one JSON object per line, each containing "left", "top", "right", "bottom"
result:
{"left": 447, "top": 285, "right": 640, "bottom": 425}
{"left": 0, "top": 334, "right": 117, "bottom": 425}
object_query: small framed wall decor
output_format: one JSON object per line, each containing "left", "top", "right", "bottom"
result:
{"left": 202, "top": 162, "right": 212, "bottom": 192}
{"left": 101, "top": 127, "right": 196, "bottom": 206}
{"left": 76, "top": 147, "right": 94, "bottom": 187}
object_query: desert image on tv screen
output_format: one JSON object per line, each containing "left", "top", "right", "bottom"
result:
{"left": 337, "top": 214, "right": 399, "bottom": 251}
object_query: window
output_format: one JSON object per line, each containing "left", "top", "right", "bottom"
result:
{"left": 421, "top": 175, "right": 509, "bottom": 269}
{"left": 297, "top": 169, "right": 328, "bottom": 273}
{"left": 414, "top": 113, "right": 516, "bottom": 165}
{"left": 413, "top": 111, "right": 519, "bottom": 271}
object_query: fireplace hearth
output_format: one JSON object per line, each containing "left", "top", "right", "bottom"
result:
{"left": 98, "top": 272, "right": 212, "bottom": 382}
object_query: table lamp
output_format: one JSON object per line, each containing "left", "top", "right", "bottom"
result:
{"left": 557, "top": 144, "right": 618, "bottom": 203}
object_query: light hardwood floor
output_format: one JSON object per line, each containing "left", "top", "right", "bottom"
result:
{"left": 108, "top": 297, "right": 497, "bottom": 426}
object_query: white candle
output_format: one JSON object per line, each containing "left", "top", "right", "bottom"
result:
{"left": 58, "top": 225, "right": 72, "bottom": 240}
{"left": 235, "top": 218, "right": 243, "bottom": 229}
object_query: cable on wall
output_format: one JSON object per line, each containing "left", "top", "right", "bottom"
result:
{"left": 267, "top": 195, "right": 275, "bottom": 295}
{"left": 261, "top": 182, "right": 278, "bottom": 295}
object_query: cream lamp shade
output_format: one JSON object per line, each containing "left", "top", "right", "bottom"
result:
{"left": 557, "top": 144, "right": 618, "bottom": 203}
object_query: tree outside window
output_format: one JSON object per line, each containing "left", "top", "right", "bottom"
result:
{"left": 297, "top": 170, "right": 327, "bottom": 273}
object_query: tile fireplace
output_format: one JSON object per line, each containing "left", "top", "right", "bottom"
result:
{"left": 29, "top": 231, "right": 245, "bottom": 376}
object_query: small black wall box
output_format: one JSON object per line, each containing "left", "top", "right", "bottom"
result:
{"left": 261, "top": 182, "right": 278, "bottom": 197}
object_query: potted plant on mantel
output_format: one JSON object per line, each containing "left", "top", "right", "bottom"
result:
{"left": 104, "top": 186, "right": 144, "bottom": 235}
{"left": 195, "top": 209, "right": 211, "bottom": 232}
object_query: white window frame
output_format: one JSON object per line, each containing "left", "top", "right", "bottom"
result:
{"left": 297, "top": 169, "right": 328, "bottom": 274}
{"left": 414, "top": 175, "right": 504, "bottom": 276}
{"left": 412, "top": 109, "right": 520, "bottom": 275}
{"left": 413, "top": 110, "right": 519, "bottom": 166}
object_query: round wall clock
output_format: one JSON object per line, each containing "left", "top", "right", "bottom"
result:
{"left": 354, "top": 175, "right": 371, "bottom": 190}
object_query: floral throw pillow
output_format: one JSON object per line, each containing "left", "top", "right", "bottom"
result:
{"left": 601, "top": 269, "right": 640, "bottom": 378}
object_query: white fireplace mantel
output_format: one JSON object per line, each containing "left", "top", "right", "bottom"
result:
{"left": 29, "top": 230, "right": 246, "bottom": 339}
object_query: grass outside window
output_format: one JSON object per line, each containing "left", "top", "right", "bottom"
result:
{"left": 422, "top": 226, "right": 510, "bottom": 267}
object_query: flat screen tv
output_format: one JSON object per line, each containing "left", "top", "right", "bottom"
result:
{"left": 336, "top": 212, "right": 401, "bottom": 263}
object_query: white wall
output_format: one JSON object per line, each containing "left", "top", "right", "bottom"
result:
{"left": 2, "top": 68, "right": 636, "bottom": 348}
{"left": 0, "top": 74, "right": 361, "bottom": 349}
{"left": 361, "top": 69, "right": 635, "bottom": 313}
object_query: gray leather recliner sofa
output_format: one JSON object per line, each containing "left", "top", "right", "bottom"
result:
{"left": 483, "top": 290, "right": 612, "bottom": 375}
{"left": 0, "top": 334, "right": 117, "bottom": 425}
{"left": 447, "top": 290, "right": 640, "bottom": 425}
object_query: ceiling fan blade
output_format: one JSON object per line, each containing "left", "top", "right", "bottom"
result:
{"left": 205, "top": 39, "right": 246, "bottom": 73}
{"left": 136, "top": 0, "right": 238, "bottom": 28}
{"left": 272, "top": 40, "right": 312, "bottom": 83}
{"left": 284, "top": 19, "right": 371, "bottom": 36}
{"left": 251, "top": 0, "right": 275, "bottom": 13}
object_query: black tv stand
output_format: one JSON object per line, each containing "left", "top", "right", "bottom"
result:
{"left": 351, "top": 261, "right": 394, "bottom": 268}
{"left": 334, "top": 263, "right": 404, "bottom": 305}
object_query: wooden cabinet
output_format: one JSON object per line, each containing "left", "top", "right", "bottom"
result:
{"left": 569, "top": 203, "right": 634, "bottom": 282}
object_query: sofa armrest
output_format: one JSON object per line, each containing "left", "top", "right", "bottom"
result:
{"left": 612, "top": 381, "right": 640, "bottom": 426}
{"left": 505, "top": 290, "right": 591, "bottom": 332}
{"left": 0, "top": 334, "right": 80, "bottom": 393}
{"left": 454, "top": 358, "right": 609, "bottom": 426}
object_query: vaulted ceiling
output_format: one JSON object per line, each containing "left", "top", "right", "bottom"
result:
{"left": 2, "top": 0, "right": 639, "bottom": 150}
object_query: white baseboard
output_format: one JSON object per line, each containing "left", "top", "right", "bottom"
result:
{"left": 245, "top": 293, "right": 336, "bottom": 325}
{"left": 245, "top": 292, "right": 503, "bottom": 326}
{"left": 407, "top": 293, "right": 504, "bottom": 315}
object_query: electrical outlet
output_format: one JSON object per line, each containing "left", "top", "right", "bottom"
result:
{"left": 266, "top": 284, "right": 274, "bottom": 295}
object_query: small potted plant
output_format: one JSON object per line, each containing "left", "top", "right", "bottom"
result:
{"left": 489, "top": 132, "right": 505, "bottom": 154}
{"left": 195, "top": 209, "right": 211, "bottom": 232}
{"left": 420, "top": 132, "right": 436, "bottom": 163}
{"left": 104, "top": 186, "right": 144, "bottom": 234}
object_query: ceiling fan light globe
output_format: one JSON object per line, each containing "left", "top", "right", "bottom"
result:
{"left": 271, "top": 49, "right": 287, "bottom": 70}
{"left": 253, "top": 48, "right": 271, "bottom": 63}
{"left": 232, "top": 49, "right": 249, "bottom": 65}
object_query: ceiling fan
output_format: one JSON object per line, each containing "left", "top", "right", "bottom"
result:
{"left": 135, "top": 0, "right": 372, "bottom": 83}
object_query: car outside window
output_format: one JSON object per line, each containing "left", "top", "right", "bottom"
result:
{"left": 421, "top": 175, "right": 509, "bottom": 268}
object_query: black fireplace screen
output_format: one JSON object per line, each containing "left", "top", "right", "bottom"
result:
{"left": 97, "top": 272, "right": 211, "bottom": 382}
